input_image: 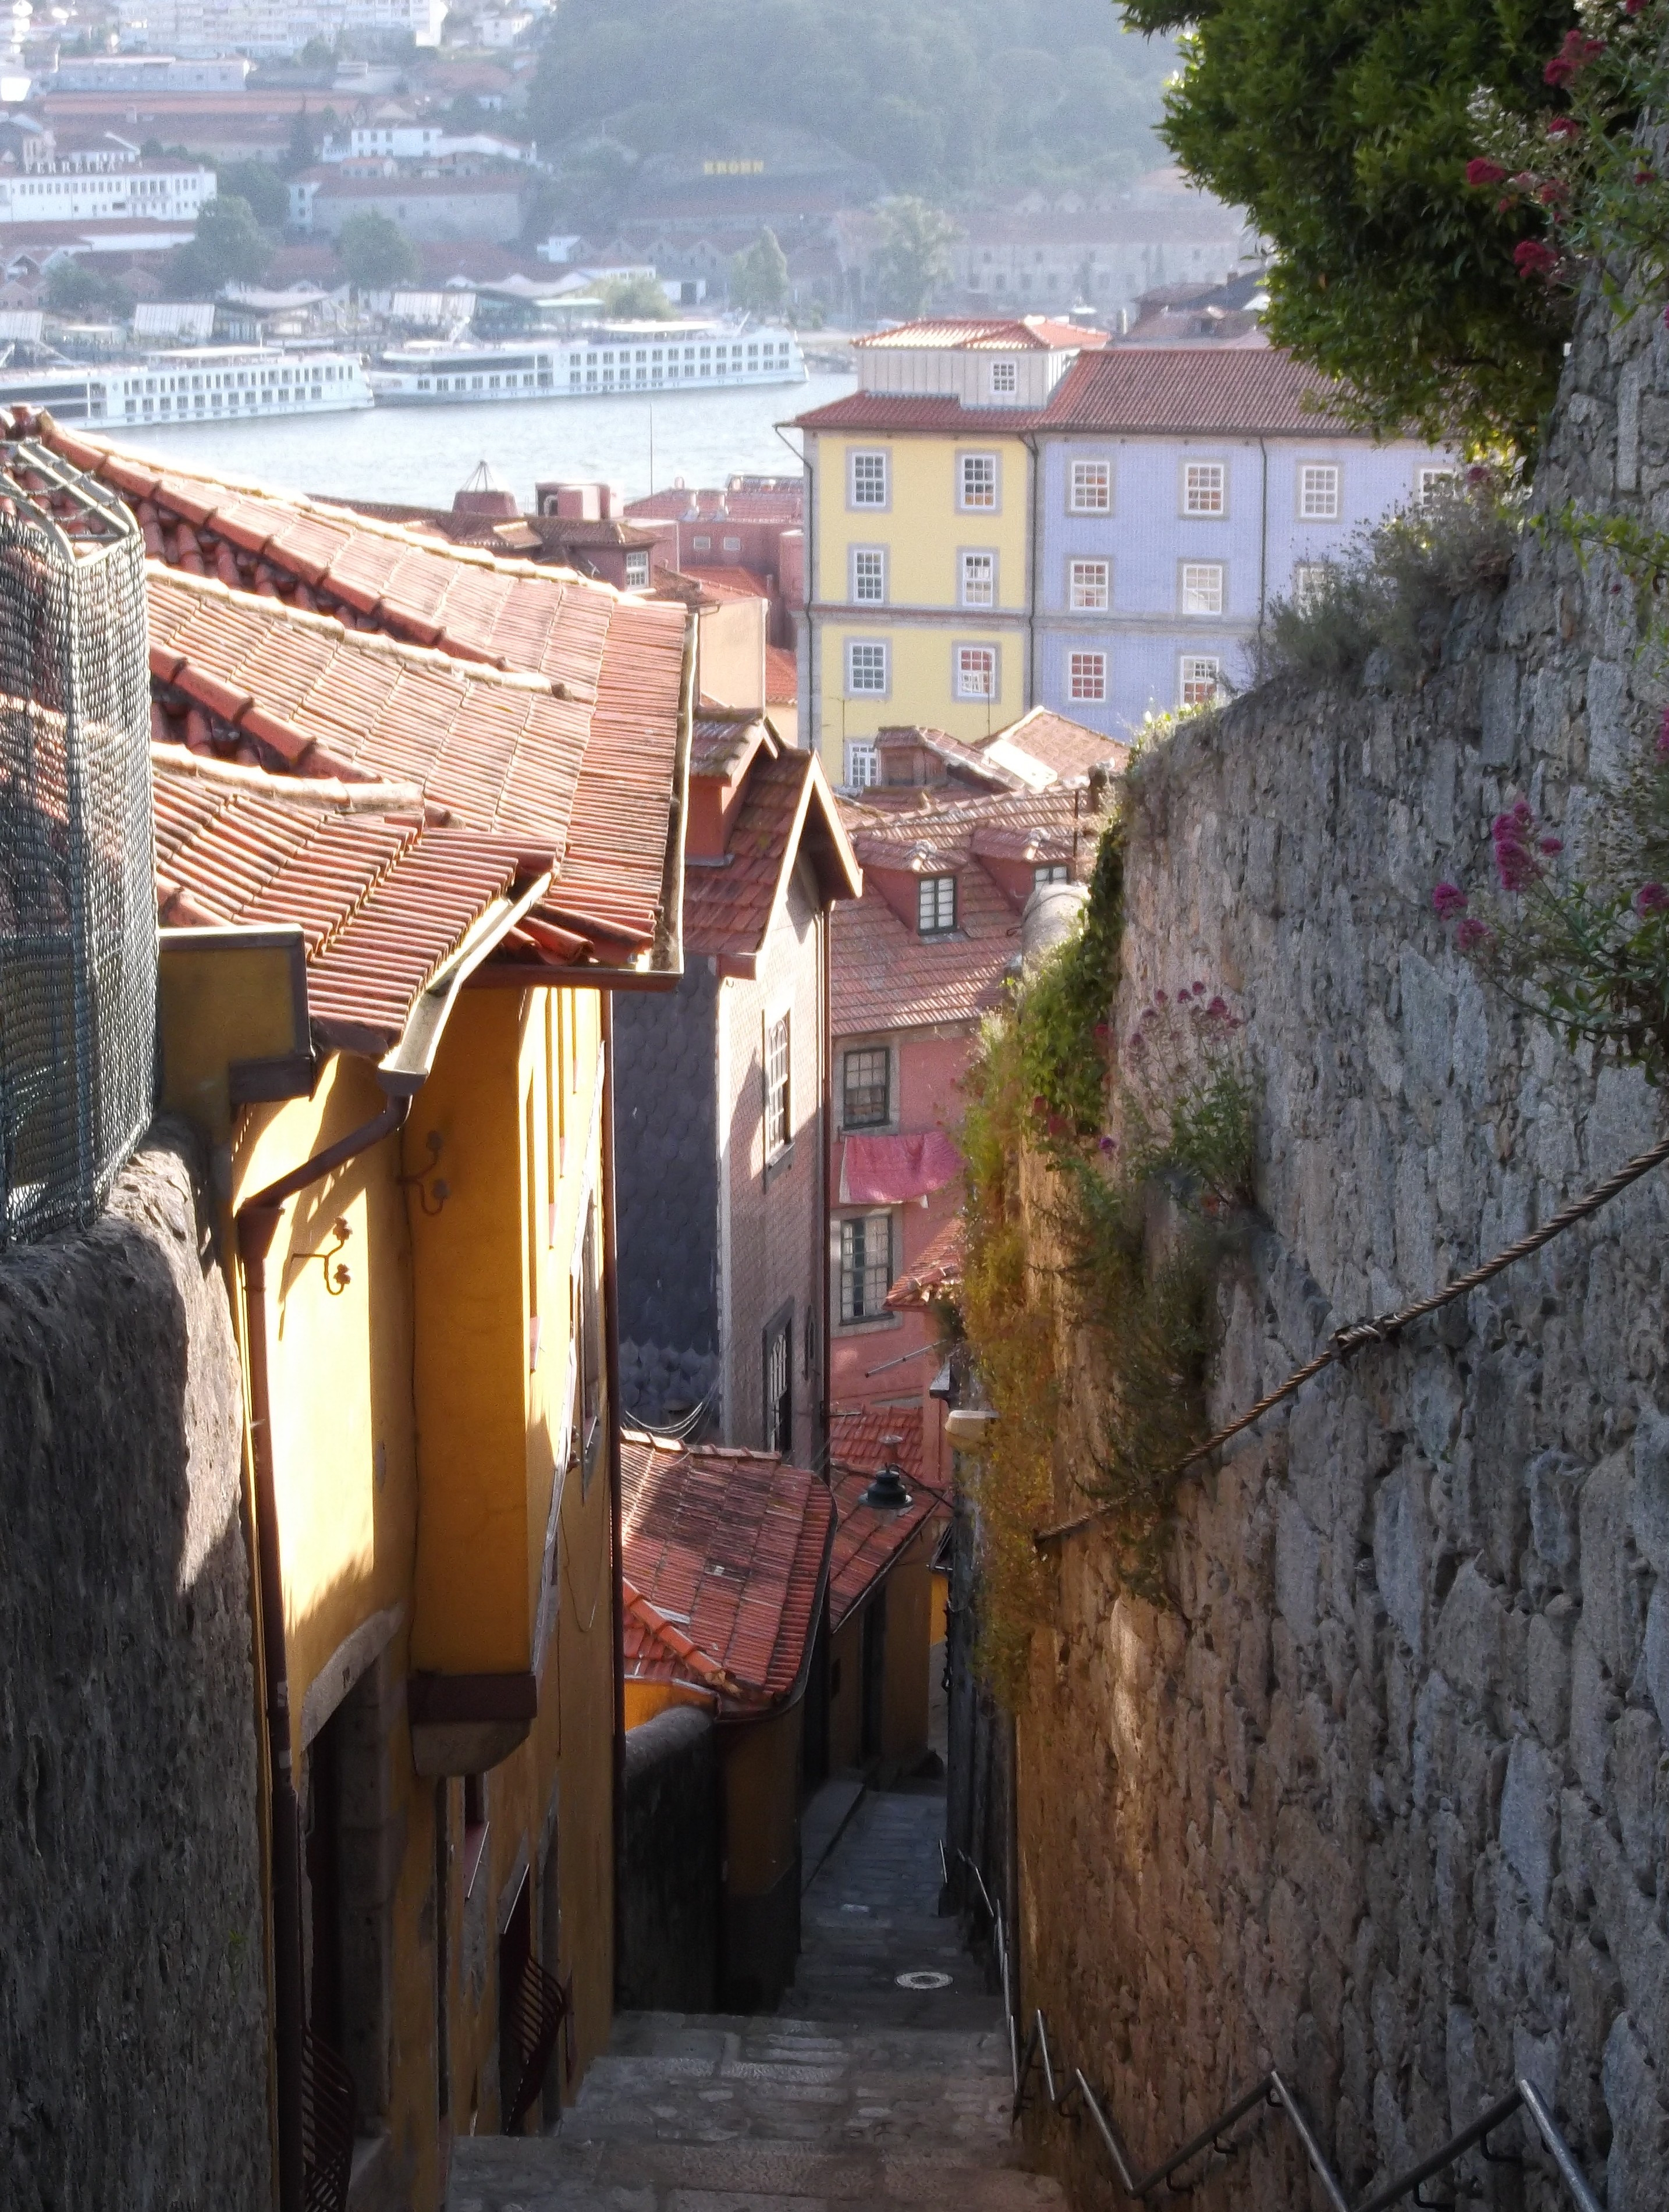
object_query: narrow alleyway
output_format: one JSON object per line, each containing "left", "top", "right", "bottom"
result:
{"left": 451, "top": 1788, "right": 1060, "bottom": 2212}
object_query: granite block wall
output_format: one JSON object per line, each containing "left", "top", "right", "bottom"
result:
{"left": 1014, "top": 290, "right": 1669, "bottom": 2211}
{"left": 0, "top": 1124, "right": 271, "bottom": 2211}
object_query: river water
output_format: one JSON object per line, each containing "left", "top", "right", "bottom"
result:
{"left": 111, "top": 370, "right": 855, "bottom": 507}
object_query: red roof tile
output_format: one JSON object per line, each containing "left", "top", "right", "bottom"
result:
{"left": 620, "top": 1430, "right": 834, "bottom": 1713}
{"left": 679, "top": 563, "right": 773, "bottom": 601}
{"left": 683, "top": 744, "right": 860, "bottom": 968}
{"left": 791, "top": 392, "right": 1050, "bottom": 436}
{"left": 1042, "top": 345, "right": 1365, "bottom": 436}
{"left": 825, "top": 1407, "right": 939, "bottom": 1632}
{"left": 765, "top": 645, "right": 797, "bottom": 704}
{"left": 884, "top": 1215, "right": 964, "bottom": 1309}
{"left": 981, "top": 706, "right": 1130, "bottom": 789}
{"left": 625, "top": 484, "right": 802, "bottom": 524}
{"left": 853, "top": 317, "right": 1105, "bottom": 352}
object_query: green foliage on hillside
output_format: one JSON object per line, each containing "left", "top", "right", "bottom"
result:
{"left": 526, "top": 0, "right": 1175, "bottom": 201}
{"left": 336, "top": 208, "right": 420, "bottom": 289}
{"left": 1120, "top": 0, "right": 1579, "bottom": 451}
{"left": 168, "top": 195, "right": 271, "bottom": 299}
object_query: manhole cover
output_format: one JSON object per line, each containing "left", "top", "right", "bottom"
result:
{"left": 896, "top": 1970, "right": 953, "bottom": 1990}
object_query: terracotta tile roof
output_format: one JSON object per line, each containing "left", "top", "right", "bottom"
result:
{"left": 684, "top": 744, "right": 861, "bottom": 968}
{"left": 765, "top": 644, "right": 797, "bottom": 703}
{"left": 1042, "top": 345, "right": 1365, "bottom": 436}
{"left": 679, "top": 563, "right": 773, "bottom": 601}
{"left": 981, "top": 706, "right": 1131, "bottom": 790}
{"left": 885, "top": 1215, "right": 964, "bottom": 1309}
{"left": 619, "top": 1430, "right": 834, "bottom": 1714}
{"left": 873, "top": 724, "right": 1021, "bottom": 793}
{"left": 853, "top": 316, "right": 1106, "bottom": 352}
{"left": 832, "top": 786, "right": 1105, "bottom": 1037}
{"left": 691, "top": 709, "right": 768, "bottom": 778}
{"left": 153, "top": 755, "right": 530, "bottom": 1057}
{"left": 625, "top": 484, "right": 802, "bottom": 523}
{"left": 34, "top": 418, "right": 690, "bottom": 971}
{"left": 825, "top": 1407, "right": 939, "bottom": 1633}
{"left": 791, "top": 392, "right": 1050, "bottom": 436}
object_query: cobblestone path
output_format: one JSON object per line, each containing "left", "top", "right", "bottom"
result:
{"left": 450, "top": 1790, "right": 1061, "bottom": 2212}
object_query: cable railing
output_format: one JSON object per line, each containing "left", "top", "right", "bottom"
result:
{"left": 943, "top": 1844, "right": 1602, "bottom": 2212}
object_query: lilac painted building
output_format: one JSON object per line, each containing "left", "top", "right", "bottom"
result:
{"left": 1032, "top": 348, "right": 1455, "bottom": 736}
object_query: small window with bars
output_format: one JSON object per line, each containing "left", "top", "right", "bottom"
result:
{"left": 1180, "top": 562, "right": 1224, "bottom": 616}
{"left": 1182, "top": 461, "right": 1226, "bottom": 516}
{"left": 1069, "top": 558, "right": 1109, "bottom": 610}
{"left": 843, "top": 1046, "right": 890, "bottom": 1128}
{"left": 960, "top": 550, "right": 995, "bottom": 607}
{"left": 955, "top": 645, "right": 996, "bottom": 699}
{"left": 1180, "top": 655, "right": 1222, "bottom": 709}
{"left": 1068, "top": 650, "right": 1106, "bottom": 701}
{"left": 918, "top": 874, "right": 957, "bottom": 934}
{"left": 764, "top": 1312, "right": 791, "bottom": 1454}
{"left": 1299, "top": 464, "right": 1340, "bottom": 520}
{"left": 764, "top": 1013, "right": 790, "bottom": 1158}
{"left": 850, "top": 449, "right": 889, "bottom": 507}
{"left": 989, "top": 357, "right": 1018, "bottom": 395}
{"left": 1069, "top": 458, "right": 1110, "bottom": 512}
{"left": 959, "top": 452, "right": 998, "bottom": 510}
{"left": 839, "top": 1213, "right": 893, "bottom": 1323}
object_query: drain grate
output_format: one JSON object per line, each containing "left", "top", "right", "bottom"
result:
{"left": 895, "top": 1970, "right": 953, "bottom": 1990}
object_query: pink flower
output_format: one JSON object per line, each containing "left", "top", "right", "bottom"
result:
{"left": 1205, "top": 995, "right": 1230, "bottom": 1021}
{"left": 1626, "top": 0, "right": 1645, "bottom": 14}
{"left": 1545, "top": 30, "right": 1605, "bottom": 85}
{"left": 1547, "top": 115, "right": 1582, "bottom": 140}
{"left": 1638, "top": 169, "right": 1660, "bottom": 187}
{"left": 1191, "top": 980, "right": 1206, "bottom": 997}
{"left": 1635, "top": 883, "right": 1669, "bottom": 915}
{"left": 1539, "top": 835, "right": 1564, "bottom": 855}
{"left": 1098, "top": 1134, "right": 1117, "bottom": 1156}
{"left": 1456, "top": 917, "right": 1495, "bottom": 954}
{"left": 1493, "top": 800, "right": 1544, "bottom": 892}
{"left": 1537, "top": 180, "right": 1569, "bottom": 205}
{"left": 1031, "top": 1093, "right": 1049, "bottom": 1119}
{"left": 1432, "top": 881, "right": 1469, "bottom": 919}
{"left": 1514, "top": 239, "right": 1559, "bottom": 279}
{"left": 1465, "top": 157, "right": 1508, "bottom": 187}
{"left": 1153, "top": 989, "right": 1168, "bottom": 1006}
{"left": 1045, "top": 1110, "right": 1068, "bottom": 1139}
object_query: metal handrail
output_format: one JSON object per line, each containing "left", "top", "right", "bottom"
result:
{"left": 945, "top": 1839, "right": 1604, "bottom": 2212}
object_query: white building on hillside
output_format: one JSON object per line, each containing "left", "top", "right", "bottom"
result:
{"left": 0, "top": 164, "right": 213, "bottom": 225}
{"left": 115, "top": 0, "right": 445, "bottom": 57}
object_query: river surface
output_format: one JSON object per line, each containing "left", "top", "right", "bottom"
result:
{"left": 110, "top": 371, "right": 855, "bottom": 507}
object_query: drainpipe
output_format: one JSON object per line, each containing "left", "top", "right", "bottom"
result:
{"left": 600, "top": 990, "right": 628, "bottom": 2011}
{"left": 1258, "top": 435, "right": 1270, "bottom": 633}
{"left": 239, "top": 1087, "right": 413, "bottom": 2212}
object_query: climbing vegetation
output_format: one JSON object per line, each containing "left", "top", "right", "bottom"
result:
{"left": 956, "top": 816, "right": 1257, "bottom": 1697}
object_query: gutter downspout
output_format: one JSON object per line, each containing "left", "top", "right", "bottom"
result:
{"left": 1258, "top": 435, "right": 1270, "bottom": 634}
{"left": 601, "top": 989, "right": 628, "bottom": 2013}
{"left": 236, "top": 872, "right": 549, "bottom": 2212}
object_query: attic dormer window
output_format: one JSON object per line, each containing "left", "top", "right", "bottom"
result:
{"left": 918, "top": 875, "right": 957, "bottom": 935}
{"left": 990, "top": 357, "right": 1017, "bottom": 395}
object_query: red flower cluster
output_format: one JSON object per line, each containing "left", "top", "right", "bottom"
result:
{"left": 1547, "top": 114, "right": 1583, "bottom": 141}
{"left": 1514, "top": 238, "right": 1560, "bottom": 278}
{"left": 1544, "top": 29, "right": 1606, "bottom": 86}
{"left": 1492, "top": 797, "right": 1545, "bottom": 892}
{"left": 1465, "top": 157, "right": 1507, "bottom": 187}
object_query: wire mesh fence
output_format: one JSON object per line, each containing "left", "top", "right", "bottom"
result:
{"left": 0, "top": 437, "right": 154, "bottom": 1245}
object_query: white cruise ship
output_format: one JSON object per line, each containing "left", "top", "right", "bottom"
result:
{"left": 366, "top": 320, "right": 806, "bottom": 405}
{"left": 0, "top": 346, "right": 373, "bottom": 429}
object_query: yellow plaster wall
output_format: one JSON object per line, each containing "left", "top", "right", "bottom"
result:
{"left": 625, "top": 1680, "right": 714, "bottom": 1727}
{"left": 828, "top": 1615, "right": 862, "bottom": 1774}
{"left": 881, "top": 1541, "right": 933, "bottom": 1763}
{"left": 719, "top": 1703, "right": 804, "bottom": 1901}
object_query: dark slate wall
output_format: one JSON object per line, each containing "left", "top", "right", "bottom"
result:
{"left": 613, "top": 962, "right": 721, "bottom": 1423}
{"left": 619, "top": 1704, "right": 720, "bottom": 2012}
{"left": 0, "top": 1123, "right": 271, "bottom": 2212}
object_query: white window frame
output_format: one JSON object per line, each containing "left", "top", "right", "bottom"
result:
{"left": 918, "top": 873, "right": 957, "bottom": 934}
{"left": 1180, "top": 562, "right": 1226, "bottom": 616}
{"left": 1298, "top": 463, "right": 1341, "bottom": 520}
{"left": 841, "top": 1043, "right": 892, "bottom": 1130}
{"left": 837, "top": 1210, "right": 894, "bottom": 1324}
{"left": 1067, "top": 650, "right": 1107, "bottom": 702}
{"left": 1417, "top": 464, "right": 1458, "bottom": 509}
{"left": 953, "top": 643, "right": 998, "bottom": 701}
{"left": 846, "top": 638, "right": 890, "bottom": 698}
{"left": 989, "top": 356, "right": 1018, "bottom": 396}
{"left": 1068, "top": 558, "right": 1109, "bottom": 612}
{"left": 959, "top": 548, "right": 997, "bottom": 608}
{"left": 850, "top": 544, "right": 887, "bottom": 605}
{"left": 1180, "top": 654, "right": 1223, "bottom": 709}
{"left": 849, "top": 448, "right": 890, "bottom": 510}
{"left": 764, "top": 1010, "right": 791, "bottom": 1161}
{"left": 623, "top": 548, "right": 649, "bottom": 589}
{"left": 1182, "top": 460, "right": 1227, "bottom": 517}
{"left": 1068, "top": 457, "right": 1112, "bottom": 513}
{"left": 844, "top": 738, "right": 879, "bottom": 789}
{"left": 957, "top": 450, "right": 1000, "bottom": 513}
{"left": 1033, "top": 862, "right": 1068, "bottom": 888}
{"left": 1291, "top": 560, "right": 1333, "bottom": 609}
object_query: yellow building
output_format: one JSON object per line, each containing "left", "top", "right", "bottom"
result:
{"left": 791, "top": 317, "right": 1099, "bottom": 787}
{"left": 59, "top": 420, "right": 691, "bottom": 2212}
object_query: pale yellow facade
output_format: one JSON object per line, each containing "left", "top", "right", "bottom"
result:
{"left": 807, "top": 428, "right": 1034, "bottom": 780}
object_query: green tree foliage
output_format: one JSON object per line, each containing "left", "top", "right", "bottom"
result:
{"left": 168, "top": 195, "right": 272, "bottom": 299}
{"left": 872, "top": 197, "right": 958, "bottom": 317}
{"left": 335, "top": 209, "right": 421, "bottom": 289}
{"left": 42, "top": 257, "right": 134, "bottom": 321}
{"left": 1120, "top": 0, "right": 1581, "bottom": 452}
{"left": 215, "top": 158, "right": 290, "bottom": 230}
{"left": 730, "top": 226, "right": 789, "bottom": 314}
{"left": 527, "top": 0, "right": 1175, "bottom": 198}
{"left": 597, "top": 271, "right": 676, "bottom": 318}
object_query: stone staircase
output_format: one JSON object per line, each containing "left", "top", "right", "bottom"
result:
{"left": 450, "top": 1791, "right": 1064, "bottom": 2212}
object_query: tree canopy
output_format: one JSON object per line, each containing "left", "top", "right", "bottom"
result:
{"left": 335, "top": 208, "right": 421, "bottom": 289}
{"left": 168, "top": 195, "right": 271, "bottom": 299}
{"left": 873, "top": 198, "right": 960, "bottom": 318}
{"left": 597, "top": 272, "right": 676, "bottom": 318}
{"left": 527, "top": 0, "right": 1176, "bottom": 201}
{"left": 731, "top": 228, "right": 789, "bottom": 314}
{"left": 1120, "top": 0, "right": 1581, "bottom": 451}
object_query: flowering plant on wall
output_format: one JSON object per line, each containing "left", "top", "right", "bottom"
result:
{"left": 1466, "top": 1, "right": 1669, "bottom": 318}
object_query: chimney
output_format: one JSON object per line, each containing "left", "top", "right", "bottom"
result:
{"left": 777, "top": 527, "right": 804, "bottom": 609}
